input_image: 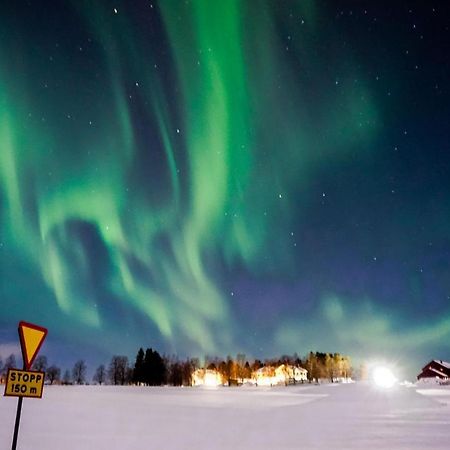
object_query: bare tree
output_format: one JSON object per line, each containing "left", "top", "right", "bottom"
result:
{"left": 72, "top": 360, "right": 87, "bottom": 384}
{"left": 46, "top": 366, "right": 61, "bottom": 385}
{"left": 182, "top": 358, "right": 197, "bottom": 386}
{"left": 236, "top": 353, "right": 249, "bottom": 382}
{"left": 33, "top": 355, "right": 48, "bottom": 372}
{"left": 126, "top": 366, "right": 134, "bottom": 384}
{"left": 4, "top": 354, "right": 17, "bottom": 372}
{"left": 93, "top": 364, "right": 107, "bottom": 385}
{"left": 325, "top": 353, "right": 335, "bottom": 382}
{"left": 108, "top": 356, "right": 128, "bottom": 385}
{"left": 342, "top": 356, "right": 352, "bottom": 379}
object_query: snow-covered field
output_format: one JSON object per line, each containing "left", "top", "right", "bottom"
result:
{"left": 1, "top": 382, "right": 449, "bottom": 449}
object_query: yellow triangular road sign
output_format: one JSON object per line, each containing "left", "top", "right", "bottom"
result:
{"left": 18, "top": 321, "right": 48, "bottom": 369}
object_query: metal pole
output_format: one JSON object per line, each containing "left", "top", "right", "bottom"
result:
{"left": 11, "top": 396, "right": 23, "bottom": 450}
{"left": 12, "top": 360, "right": 26, "bottom": 450}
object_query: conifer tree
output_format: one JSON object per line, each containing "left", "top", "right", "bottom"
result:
{"left": 133, "top": 348, "right": 145, "bottom": 385}
{"left": 143, "top": 348, "right": 167, "bottom": 385}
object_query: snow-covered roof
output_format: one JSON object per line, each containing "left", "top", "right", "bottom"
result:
{"left": 255, "top": 366, "right": 273, "bottom": 374}
{"left": 433, "top": 360, "right": 450, "bottom": 369}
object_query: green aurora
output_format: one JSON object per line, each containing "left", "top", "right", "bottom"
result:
{"left": 1, "top": 1, "right": 450, "bottom": 374}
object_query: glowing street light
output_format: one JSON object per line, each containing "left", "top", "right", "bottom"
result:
{"left": 372, "top": 366, "right": 397, "bottom": 388}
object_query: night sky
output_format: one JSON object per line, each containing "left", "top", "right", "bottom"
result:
{"left": 1, "top": 1, "right": 450, "bottom": 377}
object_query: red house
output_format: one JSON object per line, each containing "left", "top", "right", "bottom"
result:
{"left": 417, "top": 360, "right": 450, "bottom": 381}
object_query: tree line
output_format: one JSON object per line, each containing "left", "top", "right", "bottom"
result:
{"left": 0, "top": 349, "right": 352, "bottom": 386}
{"left": 199, "top": 352, "right": 352, "bottom": 384}
{"left": 0, "top": 354, "right": 62, "bottom": 384}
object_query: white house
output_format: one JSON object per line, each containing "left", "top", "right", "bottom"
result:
{"left": 254, "top": 365, "right": 308, "bottom": 386}
{"left": 275, "top": 364, "right": 308, "bottom": 384}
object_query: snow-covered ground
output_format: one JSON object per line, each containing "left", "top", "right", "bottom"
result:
{"left": 1, "top": 382, "right": 449, "bottom": 449}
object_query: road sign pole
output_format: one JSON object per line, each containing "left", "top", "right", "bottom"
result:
{"left": 5, "top": 322, "right": 48, "bottom": 450}
{"left": 11, "top": 396, "right": 23, "bottom": 450}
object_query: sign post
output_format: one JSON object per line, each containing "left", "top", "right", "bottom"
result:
{"left": 12, "top": 397, "right": 23, "bottom": 450}
{"left": 4, "top": 321, "right": 47, "bottom": 450}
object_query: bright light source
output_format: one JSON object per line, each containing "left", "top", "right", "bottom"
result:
{"left": 203, "top": 372, "right": 221, "bottom": 387}
{"left": 372, "top": 366, "right": 396, "bottom": 388}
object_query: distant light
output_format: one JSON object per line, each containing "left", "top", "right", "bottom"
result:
{"left": 203, "top": 372, "right": 221, "bottom": 387}
{"left": 373, "top": 366, "right": 396, "bottom": 388}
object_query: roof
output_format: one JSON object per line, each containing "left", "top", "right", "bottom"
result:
{"left": 421, "top": 360, "right": 450, "bottom": 372}
{"left": 256, "top": 366, "right": 275, "bottom": 374}
{"left": 433, "top": 360, "right": 450, "bottom": 369}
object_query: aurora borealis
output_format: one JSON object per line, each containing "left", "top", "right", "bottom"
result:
{"left": 1, "top": 1, "right": 450, "bottom": 376}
